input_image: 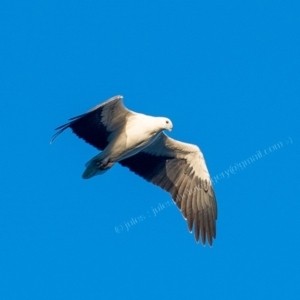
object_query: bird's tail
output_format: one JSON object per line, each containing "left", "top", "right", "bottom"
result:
{"left": 82, "top": 156, "right": 114, "bottom": 179}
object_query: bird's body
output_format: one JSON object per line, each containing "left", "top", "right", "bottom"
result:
{"left": 83, "top": 113, "right": 173, "bottom": 178}
{"left": 51, "top": 95, "right": 217, "bottom": 246}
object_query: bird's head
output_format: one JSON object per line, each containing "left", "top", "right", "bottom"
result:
{"left": 160, "top": 117, "right": 173, "bottom": 132}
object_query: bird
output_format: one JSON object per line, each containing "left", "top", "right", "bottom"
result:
{"left": 51, "top": 95, "right": 217, "bottom": 246}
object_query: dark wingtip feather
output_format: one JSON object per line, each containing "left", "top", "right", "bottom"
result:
{"left": 50, "top": 123, "right": 71, "bottom": 144}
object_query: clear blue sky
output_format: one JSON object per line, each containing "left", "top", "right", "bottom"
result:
{"left": 1, "top": 1, "right": 299, "bottom": 299}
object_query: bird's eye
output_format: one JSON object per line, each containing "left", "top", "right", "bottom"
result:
{"left": 166, "top": 120, "right": 169, "bottom": 124}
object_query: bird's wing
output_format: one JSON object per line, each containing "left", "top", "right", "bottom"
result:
{"left": 51, "top": 95, "right": 132, "bottom": 150}
{"left": 119, "top": 132, "right": 217, "bottom": 246}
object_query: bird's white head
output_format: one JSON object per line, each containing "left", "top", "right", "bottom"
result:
{"left": 159, "top": 117, "right": 173, "bottom": 132}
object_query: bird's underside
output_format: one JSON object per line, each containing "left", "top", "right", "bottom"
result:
{"left": 51, "top": 95, "right": 217, "bottom": 246}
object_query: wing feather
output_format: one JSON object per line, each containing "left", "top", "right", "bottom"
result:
{"left": 119, "top": 132, "right": 217, "bottom": 246}
{"left": 50, "top": 95, "right": 131, "bottom": 150}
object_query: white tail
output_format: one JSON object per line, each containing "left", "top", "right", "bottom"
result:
{"left": 82, "top": 156, "right": 114, "bottom": 179}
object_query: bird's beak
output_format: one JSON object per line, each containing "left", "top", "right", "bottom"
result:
{"left": 168, "top": 126, "right": 173, "bottom": 132}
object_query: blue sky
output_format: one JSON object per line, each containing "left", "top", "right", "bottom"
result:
{"left": 1, "top": 1, "right": 300, "bottom": 299}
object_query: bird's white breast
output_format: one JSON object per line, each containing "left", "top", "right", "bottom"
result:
{"left": 107, "top": 114, "right": 163, "bottom": 161}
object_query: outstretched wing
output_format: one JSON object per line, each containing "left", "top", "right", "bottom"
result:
{"left": 119, "top": 133, "right": 217, "bottom": 246}
{"left": 50, "top": 95, "right": 132, "bottom": 150}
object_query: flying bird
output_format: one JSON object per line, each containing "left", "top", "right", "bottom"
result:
{"left": 51, "top": 95, "right": 217, "bottom": 245}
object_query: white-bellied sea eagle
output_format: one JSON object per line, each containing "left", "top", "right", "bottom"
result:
{"left": 51, "top": 95, "right": 217, "bottom": 246}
